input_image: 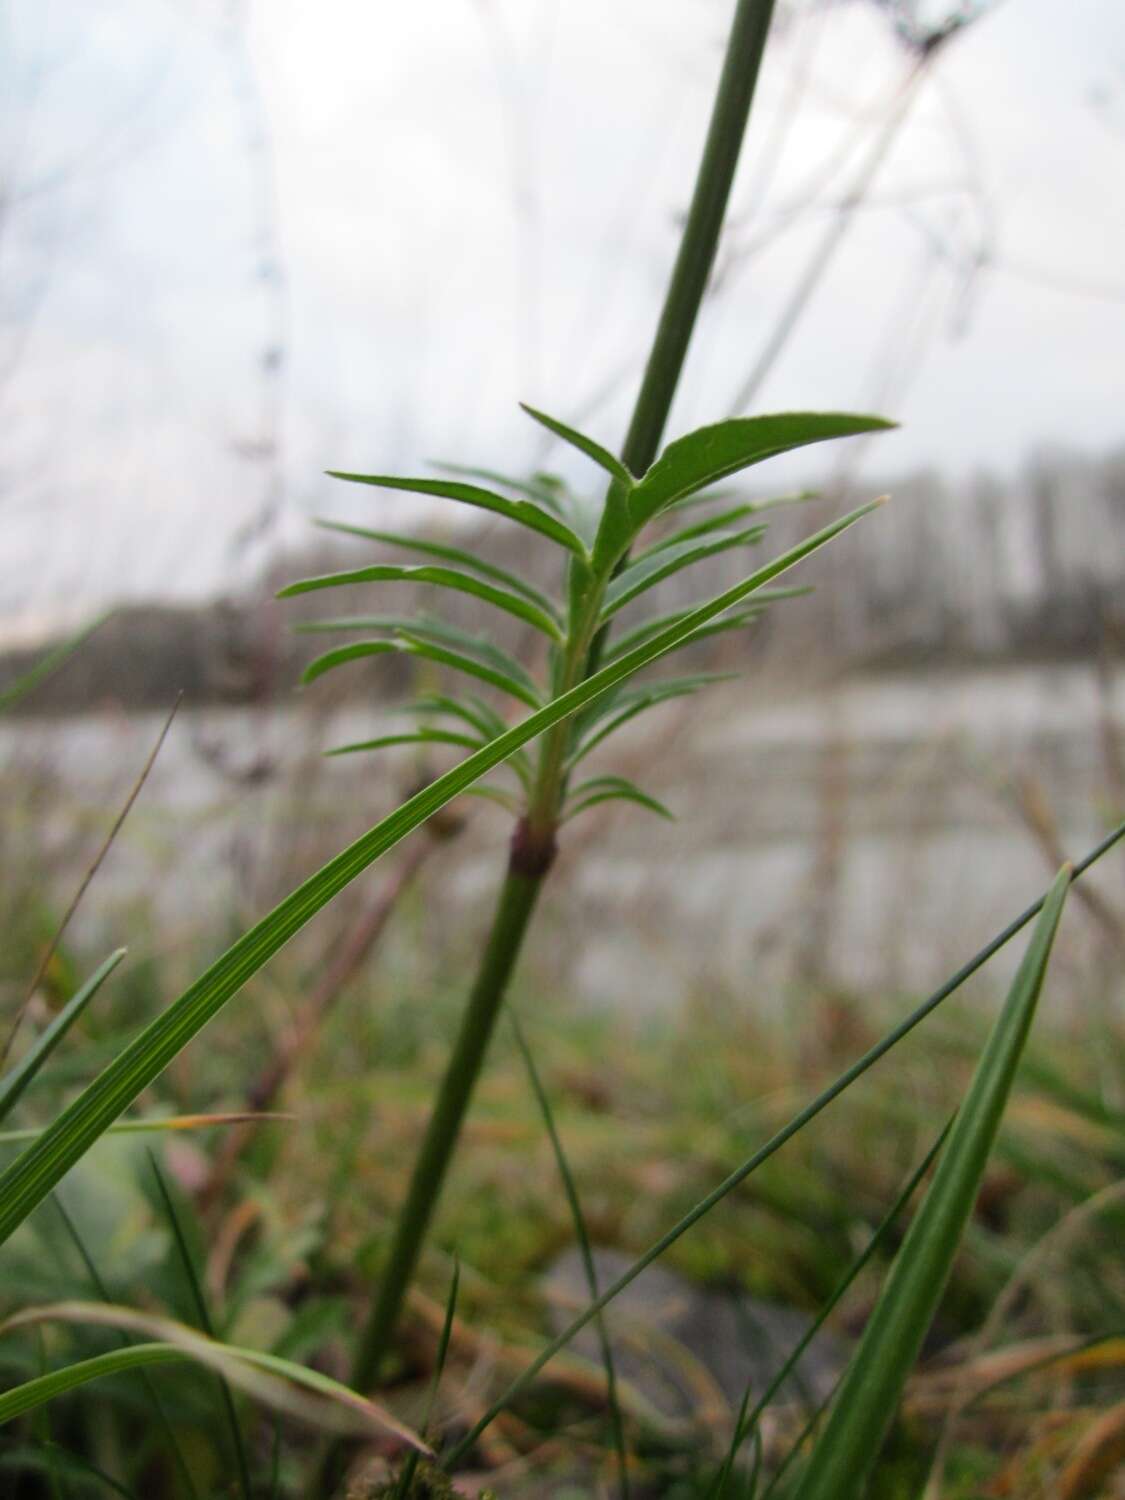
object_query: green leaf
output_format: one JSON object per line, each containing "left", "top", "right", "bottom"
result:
{"left": 398, "top": 633, "right": 544, "bottom": 710}
{"left": 279, "top": 562, "right": 563, "bottom": 642}
{"left": 326, "top": 471, "right": 588, "bottom": 558}
{"left": 600, "top": 528, "right": 767, "bottom": 622}
{"left": 0, "top": 1304, "right": 429, "bottom": 1449}
{"left": 791, "top": 866, "right": 1072, "bottom": 1500}
{"left": 510, "top": 1010, "right": 629, "bottom": 1499}
{"left": 314, "top": 519, "right": 560, "bottom": 615}
{"left": 629, "top": 414, "right": 893, "bottom": 527}
{"left": 438, "top": 846, "right": 1122, "bottom": 1473}
{"left": 0, "top": 951, "right": 126, "bottom": 1126}
{"left": 411, "top": 696, "right": 533, "bottom": 788}
{"left": 0, "top": 614, "right": 110, "bottom": 715}
{"left": 568, "top": 675, "right": 738, "bottom": 769}
{"left": 564, "top": 775, "right": 673, "bottom": 823}
{"left": 519, "top": 403, "right": 634, "bottom": 486}
{"left": 430, "top": 461, "right": 572, "bottom": 517}
{"left": 0, "top": 499, "right": 880, "bottom": 1249}
{"left": 300, "top": 640, "right": 399, "bottom": 686}
{"left": 604, "top": 588, "right": 809, "bottom": 663}
{"left": 664, "top": 486, "right": 817, "bottom": 518}
{"left": 326, "top": 730, "right": 483, "bottom": 758}
{"left": 636, "top": 502, "right": 768, "bottom": 556}
{"left": 292, "top": 613, "right": 414, "bottom": 636}
{"left": 460, "top": 784, "right": 523, "bottom": 815}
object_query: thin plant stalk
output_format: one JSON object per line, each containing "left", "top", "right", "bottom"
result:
{"left": 349, "top": 0, "right": 780, "bottom": 1394}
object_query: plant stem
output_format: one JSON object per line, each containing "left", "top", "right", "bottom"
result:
{"left": 347, "top": 0, "right": 779, "bottom": 1401}
{"left": 350, "top": 857, "right": 547, "bottom": 1393}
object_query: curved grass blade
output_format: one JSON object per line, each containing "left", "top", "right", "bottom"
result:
{"left": 279, "top": 562, "right": 562, "bottom": 642}
{"left": 519, "top": 403, "right": 634, "bottom": 486}
{"left": 439, "top": 843, "right": 1118, "bottom": 1471}
{"left": 600, "top": 528, "right": 767, "bottom": 622}
{"left": 790, "top": 865, "right": 1072, "bottom": 1500}
{"left": 0, "top": 1303, "right": 430, "bottom": 1449}
{"left": 410, "top": 697, "right": 533, "bottom": 789}
{"left": 50, "top": 1195, "right": 199, "bottom": 1500}
{"left": 564, "top": 775, "right": 673, "bottom": 824}
{"left": 572, "top": 673, "right": 739, "bottom": 755}
{"left": 629, "top": 413, "right": 893, "bottom": 527}
{"left": 300, "top": 639, "right": 399, "bottom": 686}
{"left": 314, "top": 519, "right": 560, "bottom": 615}
{"left": 0, "top": 950, "right": 127, "bottom": 1126}
{"left": 0, "top": 1344, "right": 183, "bottom": 1425}
{"left": 704, "top": 1118, "right": 954, "bottom": 1500}
{"left": 393, "top": 1261, "right": 461, "bottom": 1498}
{"left": 0, "top": 613, "right": 109, "bottom": 715}
{"left": 149, "top": 1153, "right": 251, "bottom": 1500}
{"left": 0, "top": 500, "right": 880, "bottom": 1248}
{"left": 325, "top": 471, "right": 588, "bottom": 558}
{"left": 510, "top": 1010, "right": 630, "bottom": 1499}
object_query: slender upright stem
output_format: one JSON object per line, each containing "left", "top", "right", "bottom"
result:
{"left": 347, "top": 0, "right": 779, "bottom": 1406}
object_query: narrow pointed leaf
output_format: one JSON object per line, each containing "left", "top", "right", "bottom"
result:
{"left": 431, "top": 461, "right": 572, "bottom": 516}
{"left": 441, "top": 844, "right": 1122, "bottom": 1472}
{"left": 397, "top": 634, "right": 543, "bottom": 709}
{"left": 300, "top": 640, "right": 399, "bottom": 686}
{"left": 565, "top": 775, "right": 673, "bottom": 823}
{"left": 314, "top": 519, "right": 560, "bottom": 615}
{"left": 0, "top": 614, "right": 109, "bottom": 715}
{"left": 293, "top": 614, "right": 413, "bottom": 636}
{"left": 461, "top": 784, "right": 523, "bottom": 814}
{"left": 0, "top": 500, "right": 881, "bottom": 1247}
{"left": 279, "top": 562, "right": 562, "bottom": 641}
{"left": 664, "top": 487, "right": 817, "bottom": 518}
{"left": 326, "top": 471, "right": 588, "bottom": 557}
{"left": 600, "top": 528, "right": 767, "bottom": 622}
{"left": 0, "top": 1304, "right": 429, "bottom": 1449}
{"left": 519, "top": 403, "right": 634, "bottom": 486}
{"left": 792, "top": 866, "right": 1072, "bottom": 1500}
{"left": 629, "top": 414, "right": 893, "bottom": 526}
{"left": 605, "top": 588, "right": 809, "bottom": 663}
{"left": 637, "top": 502, "right": 764, "bottom": 556}
{"left": 0, "top": 951, "right": 126, "bottom": 1125}
{"left": 326, "top": 730, "right": 483, "bottom": 758}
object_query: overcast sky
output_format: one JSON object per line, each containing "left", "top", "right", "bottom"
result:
{"left": 2, "top": 0, "right": 1124, "bottom": 631}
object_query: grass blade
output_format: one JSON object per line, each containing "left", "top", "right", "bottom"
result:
{"left": 600, "top": 528, "right": 767, "bottom": 621}
{"left": 0, "top": 950, "right": 126, "bottom": 1125}
{"left": 510, "top": 1010, "right": 630, "bottom": 1499}
{"left": 0, "top": 500, "right": 883, "bottom": 1249}
{"left": 0, "top": 1343, "right": 183, "bottom": 1424}
{"left": 148, "top": 1152, "right": 253, "bottom": 1500}
{"left": 791, "top": 865, "right": 1073, "bottom": 1500}
{"left": 439, "top": 842, "right": 1117, "bottom": 1470}
{"left": 564, "top": 775, "right": 674, "bottom": 823}
{"left": 0, "top": 613, "right": 109, "bottom": 715}
{"left": 392, "top": 1261, "right": 461, "bottom": 1499}
{"left": 0, "top": 1112, "right": 291, "bottom": 1147}
{"left": 0, "top": 1302, "right": 430, "bottom": 1449}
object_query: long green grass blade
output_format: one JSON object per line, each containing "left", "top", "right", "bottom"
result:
{"left": 510, "top": 1011, "right": 630, "bottom": 1499}
{"left": 0, "top": 951, "right": 126, "bottom": 1126}
{"left": 325, "top": 730, "right": 482, "bottom": 758}
{"left": 149, "top": 1154, "right": 252, "bottom": 1500}
{"left": 790, "top": 866, "right": 1072, "bottom": 1500}
{"left": 0, "top": 1344, "right": 183, "bottom": 1424}
{"left": 439, "top": 839, "right": 1118, "bottom": 1471}
{"left": 0, "top": 501, "right": 880, "bottom": 1249}
{"left": 325, "top": 471, "right": 589, "bottom": 557}
{"left": 279, "top": 562, "right": 563, "bottom": 641}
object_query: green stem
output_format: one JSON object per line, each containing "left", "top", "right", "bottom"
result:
{"left": 350, "top": 857, "right": 548, "bottom": 1394}
{"left": 346, "top": 0, "right": 779, "bottom": 1408}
